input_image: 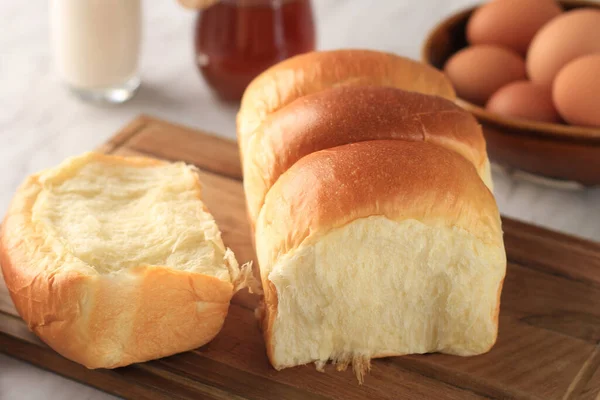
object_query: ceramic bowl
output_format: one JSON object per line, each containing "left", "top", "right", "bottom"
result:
{"left": 422, "top": 0, "right": 600, "bottom": 186}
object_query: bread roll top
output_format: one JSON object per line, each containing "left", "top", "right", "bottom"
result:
{"left": 237, "top": 49, "right": 456, "bottom": 155}
{"left": 244, "top": 86, "right": 491, "bottom": 224}
{"left": 255, "top": 140, "right": 502, "bottom": 275}
{"left": 240, "top": 49, "right": 505, "bottom": 378}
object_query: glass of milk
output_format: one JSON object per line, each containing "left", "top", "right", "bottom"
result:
{"left": 50, "top": 0, "right": 141, "bottom": 104}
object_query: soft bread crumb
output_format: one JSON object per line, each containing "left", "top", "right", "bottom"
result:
{"left": 226, "top": 250, "right": 262, "bottom": 295}
{"left": 262, "top": 216, "right": 505, "bottom": 382}
{"left": 314, "top": 360, "right": 326, "bottom": 372}
{"left": 351, "top": 355, "right": 371, "bottom": 385}
{"left": 31, "top": 152, "right": 233, "bottom": 279}
{"left": 332, "top": 354, "right": 371, "bottom": 384}
{"left": 312, "top": 355, "right": 371, "bottom": 384}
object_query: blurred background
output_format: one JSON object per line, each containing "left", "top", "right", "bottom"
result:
{"left": 0, "top": 1, "right": 599, "bottom": 399}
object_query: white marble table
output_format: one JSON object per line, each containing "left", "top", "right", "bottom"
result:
{"left": 1, "top": 0, "right": 599, "bottom": 399}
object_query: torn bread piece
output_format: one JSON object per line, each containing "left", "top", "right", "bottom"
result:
{"left": 0, "top": 152, "right": 252, "bottom": 368}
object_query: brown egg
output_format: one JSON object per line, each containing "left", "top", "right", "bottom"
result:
{"left": 527, "top": 9, "right": 600, "bottom": 86}
{"left": 467, "top": 0, "right": 562, "bottom": 55}
{"left": 486, "top": 81, "right": 561, "bottom": 123}
{"left": 444, "top": 45, "right": 526, "bottom": 105}
{"left": 553, "top": 54, "right": 600, "bottom": 127}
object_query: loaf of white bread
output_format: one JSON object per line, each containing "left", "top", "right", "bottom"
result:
{"left": 0, "top": 152, "right": 250, "bottom": 368}
{"left": 238, "top": 50, "right": 507, "bottom": 381}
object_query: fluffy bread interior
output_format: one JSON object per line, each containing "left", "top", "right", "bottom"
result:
{"left": 32, "top": 153, "right": 231, "bottom": 279}
{"left": 0, "top": 152, "right": 248, "bottom": 368}
{"left": 264, "top": 216, "right": 505, "bottom": 378}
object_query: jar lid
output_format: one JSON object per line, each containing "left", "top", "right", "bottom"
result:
{"left": 177, "top": 0, "right": 219, "bottom": 9}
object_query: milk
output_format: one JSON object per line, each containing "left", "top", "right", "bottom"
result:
{"left": 50, "top": 0, "right": 141, "bottom": 101}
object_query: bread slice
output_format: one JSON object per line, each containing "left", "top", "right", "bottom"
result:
{"left": 0, "top": 152, "right": 249, "bottom": 368}
{"left": 255, "top": 141, "right": 506, "bottom": 382}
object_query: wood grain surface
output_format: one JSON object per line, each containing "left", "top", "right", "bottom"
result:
{"left": 1, "top": 115, "right": 600, "bottom": 400}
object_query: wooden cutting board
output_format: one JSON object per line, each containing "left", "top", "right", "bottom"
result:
{"left": 2, "top": 115, "right": 600, "bottom": 400}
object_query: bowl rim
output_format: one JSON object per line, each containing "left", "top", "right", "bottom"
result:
{"left": 420, "top": 1, "right": 600, "bottom": 143}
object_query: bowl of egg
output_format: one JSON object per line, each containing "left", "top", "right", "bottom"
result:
{"left": 422, "top": 0, "right": 600, "bottom": 186}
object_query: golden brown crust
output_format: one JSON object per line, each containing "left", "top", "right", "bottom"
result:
{"left": 237, "top": 49, "right": 456, "bottom": 157}
{"left": 255, "top": 140, "right": 502, "bottom": 268}
{"left": 257, "top": 280, "right": 279, "bottom": 367}
{"left": 240, "top": 50, "right": 504, "bottom": 377}
{"left": 0, "top": 154, "right": 236, "bottom": 369}
{"left": 244, "top": 86, "right": 489, "bottom": 224}
{"left": 256, "top": 141, "right": 504, "bottom": 369}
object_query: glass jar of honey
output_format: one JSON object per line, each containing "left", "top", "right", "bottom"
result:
{"left": 194, "top": 0, "right": 315, "bottom": 101}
